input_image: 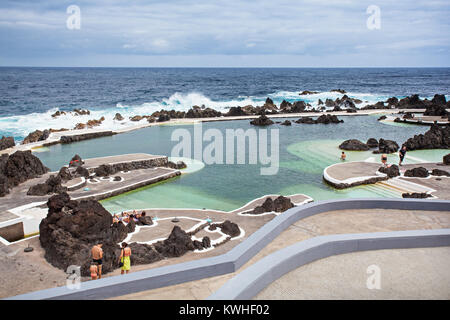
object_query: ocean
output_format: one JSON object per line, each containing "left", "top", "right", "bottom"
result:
{"left": 1, "top": 67, "right": 449, "bottom": 140}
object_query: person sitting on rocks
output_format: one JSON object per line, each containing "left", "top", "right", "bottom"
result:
{"left": 340, "top": 151, "right": 346, "bottom": 161}
{"left": 91, "top": 243, "right": 103, "bottom": 279}
{"left": 119, "top": 242, "right": 132, "bottom": 275}
{"left": 113, "top": 214, "right": 120, "bottom": 224}
{"left": 90, "top": 262, "right": 99, "bottom": 280}
{"left": 121, "top": 211, "right": 130, "bottom": 223}
{"left": 381, "top": 153, "right": 388, "bottom": 167}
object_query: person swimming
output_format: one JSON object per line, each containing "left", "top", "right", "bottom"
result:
{"left": 340, "top": 151, "right": 346, "bottom": 161}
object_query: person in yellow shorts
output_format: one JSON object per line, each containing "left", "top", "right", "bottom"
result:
{"left": 119, "top": 242, "right": 131, "bottom": 274}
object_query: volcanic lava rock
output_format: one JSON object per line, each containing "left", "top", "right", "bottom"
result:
{"left": 202, "top": 236, "right": 211, "bottom": 248}
{"left": 339, "top": 139, "right": 369, "bottom": 151}
{"left": 404, "top": 167, "right": 429, "bottom": 178}
{"left": 431, "top": 169, "right": 450, "bottom": 177}
{"left": 57, "top": 167, "right": 72, "bottom": 181}
{"left": 157, "top": 114, "right": 170, "bottom": 122}
{"left": 424, "top": 105, "right": 448, "bottom": 117}
{"left": 186, "top": 106, "right": 222, "bottom": 118}
{"left": 226, "top": 106, "right": 248, "bottom": 117}
{"left": 250, "top": 114, "right": 274, "bottom": 126}
{"left": 210, "top": 220, "right": 240, "bottom": 237}
{"left": 317, "top": 114, "right": 343, "bottom": 124}
{"left": 280, "top": 120, "right": 292, "bottom": 126}
{"left": 22, "top": 130, "right": 50, "bottom": 145}
{"left": 0, "top": 136, "right": 15, "bottom": 151}
{"left": 138, "top": 215, "right": 153, "bottom": 226}
{"left": 377, "top": 115, "right": 387, "bottom": 121}
{"left": 366, "top": 138, "right": 379, "bottom": 148}
{"left": 444, "top": 154, "right": 450, "bottom": 165}
{"left": 94, "top": 164, "right": 115, "bottom": 177}
{"left": 397, "top": 94, "right": 426, "bottom": 109}
{"left": 331, "top": 89, "right": 346, "bottom": 94}
{"left": 402, "top": 192, "right": 432, "bottom": 199}
{"left": 378, "top": 165, "right": 400, "bottom": 178}
{"left": 247, "top": 196, "right": 294, "bottom": 215}
{"left": 167, "top": 161, "right": 187, "bottom": 169}
{"left": 295, "top": 116, "right": 315, "bottom": 124}
{"left": 39, "top": 193, "right": 128, "bottom": 276}
{"left": 299, "top": 90, "right": 319, "bottom": 95}
{"left": 374, "top": 139, "right": 399, "bottom": 154}
{"left": 75, "top": 165, "right": 90, "bottom": 178}
{"left": 128, "top": 243, "right": 163, "bottom": 265}
{"left": 114, "top": 113, "right": 124, "bottom": 121}
{"left": 0, "top": 151, "right": 49, "bottom": 197}
{"left": 153, "top": 226, "right": 195, "bottom": 258}
{"left": 27, "top": 175, "right": 67, "bottom": 196}
{"left": 404, "top": 124, "right": 450, "bottom": 151}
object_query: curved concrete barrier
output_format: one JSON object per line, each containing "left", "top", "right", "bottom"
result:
{"left": 208, "top": 228, "right": 450, "bottom": 300}
{"left": 6, "top": 198, "right": 450, "bottom": 300}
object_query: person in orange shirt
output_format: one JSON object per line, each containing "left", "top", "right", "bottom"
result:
{"left": 91, "top": 243, "right": 103, "bottom": 279}
{"left": 90, "top": 263, "right": 98, "bottom": 280}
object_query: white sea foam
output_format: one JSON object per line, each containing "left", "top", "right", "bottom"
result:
{"left": 0, "top": 90, "right": 435, "bottom": 141}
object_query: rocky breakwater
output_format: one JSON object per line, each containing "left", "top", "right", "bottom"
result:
{"left": 60, "top": 131, "right": 115, "bottom": 144}
{"left": 404, "top": 124, "right": 450, "bottom": 151}
{"left": 39, "top": 193, "right": 212, "bottom": 276}
{"left": 93, "top": 157, "right": 170, "bottom": 177}
{"left": 0, "top": 136, "right": 15, "bottom": 151}
{"left": 0, "top": 151, "right": 49, "bottom": 197}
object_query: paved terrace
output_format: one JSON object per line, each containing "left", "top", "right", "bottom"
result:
{"left": 110, "top": 207, "right": 450, "bottom": 300}
{"left": 323, "top": 161, "right": 450, "bottom": 199}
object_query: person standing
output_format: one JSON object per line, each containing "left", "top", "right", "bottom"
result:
{"left": 119, "top": 242, "right": 132, "bottom": 275}
{"left": 90, "top": 262, "right": 98, "bottom": 280}
{"left": 399, "top": 145, "right": 407, "bottom": 166}
{"left": 91, "top": 243, "right": 103, "bottom": 279}
{"left": 381, "top": 153, "right": 388, "bottom": 167}
{"left": 340, "top": 151, "right": 346, "bottom": 161}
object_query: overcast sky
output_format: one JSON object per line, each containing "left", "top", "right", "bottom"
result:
{"left": 0, "top": 0, "right": 449, "bottom": 67}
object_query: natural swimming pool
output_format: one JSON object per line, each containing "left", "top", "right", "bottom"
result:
{"left": 34, "top": 115, "right": 448, "bottom": 213}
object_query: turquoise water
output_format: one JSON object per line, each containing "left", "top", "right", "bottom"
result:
{"left": 34, "top": 116, "right": 447, "bottom": 212}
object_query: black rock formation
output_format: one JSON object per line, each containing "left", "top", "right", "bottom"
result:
{"left": 0, "top": 151, "right": 49, "bottom": 197}
{"left": 153, "top": 226, "right": 195, "bottom": 258}
{"left": 431, "top": 169, "right": 450, "bottom": 177}
{"left": 402, "top": 192, "right": 432, "bottom": 199}
{"left": 27, "top": 175, "right": 67, "bottom": 196}
{"left": 404, "top": 124, "right": 450, "bottom": 151}
{"left": 404, "top": 167, "right": 429, "bottom": 178}
{"left": 250, "top": 114, "right": 274, "bottom": 126}
{"left": 210, "top": 220, "right": 240, "bottom": 237}
{"left": 444, "top": 154, "right": 450, "bottom": 165}
{"left": 22, "top": 130, "right": 50, "bottom": 145}
{"left": 366, "top": 138, "right": 379, "bottom": 148}
{"left": 378, "top": 165, "right": 400, "bottom": 178}
{"left": 0, "top": 136, "right": 15, "bottom": 151}
{"left": 374, "top": 139, "right": 399, "bottom": 154}
{"left": 246, "top": 196, "right": 295, "bottom": 215}
{"left": 280, "top": 120, "right": 292, "bottom": 126}
{"left": 339, "top": 139, "right": 369, "bottom": 151}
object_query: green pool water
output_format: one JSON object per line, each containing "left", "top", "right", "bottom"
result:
{"left": 34, "top": 116, "right": 447, "bottom": 213}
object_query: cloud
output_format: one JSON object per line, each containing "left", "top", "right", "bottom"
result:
{"left": 0, "top": 0, "right": 449, "bottom": 66}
